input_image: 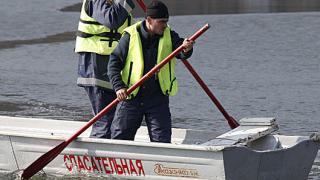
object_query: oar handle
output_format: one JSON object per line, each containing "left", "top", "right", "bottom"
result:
{"left": 66, "top": 23, "right": 210, "bottom": 143}
{"left": 136, "top": 0, "right": 209, "bottom": 43}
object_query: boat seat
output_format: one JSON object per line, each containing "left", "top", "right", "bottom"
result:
{"left": 135, "top": 126, "right": 219, "bottom": 145}
{"left": 246, "top": 134, "right": 281, "bottom": 151}
{"left": 201, "top": 117, "right": 279, "bottom": 147}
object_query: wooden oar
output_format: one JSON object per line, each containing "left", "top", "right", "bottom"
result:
{"left": 181, "top": 60, "right": 239, "bottom": 129}
{"left": 21, "top": 23, "right": 210, "bottom": 180}
{"left": 135, "top": 0, "right": 239, "bottom": 129}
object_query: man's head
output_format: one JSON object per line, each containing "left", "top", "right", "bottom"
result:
{"left": 145, "top": 0, "right": 169, "bottom": 36}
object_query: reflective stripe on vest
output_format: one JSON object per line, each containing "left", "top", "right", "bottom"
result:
{"left": 77, "top": 77, "right": 113, "bottom": 89}
{"left": 121, "top": 22, "right": 178, "bottom": 99}
{"left": 75, "top": 0, "right": 132, "bottom": 55}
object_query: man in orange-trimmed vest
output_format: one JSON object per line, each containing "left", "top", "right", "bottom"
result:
{"left": 75, "top": 0, "right": 134, "bottom": 138}
{"left": 108, "top": 0, "right": 194, "bottom": 143}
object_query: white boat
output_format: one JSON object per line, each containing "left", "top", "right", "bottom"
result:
{"left": 0, "top": 115, "right": 319, "bottom": 179}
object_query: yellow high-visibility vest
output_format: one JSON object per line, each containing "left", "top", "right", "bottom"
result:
{"left": 75, "top": 0, "right": 132, "bottom": 55}
{"left": 121, "top": 22, "right": 178, "bottom": 98}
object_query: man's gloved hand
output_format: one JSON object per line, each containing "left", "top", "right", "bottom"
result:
{"left": 115, "top": 0, "right": 135, "bottom": 13}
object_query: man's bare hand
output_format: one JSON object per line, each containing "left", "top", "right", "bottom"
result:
{"left": 116, "top": 88, "right": 128, "bottom": 101}
{"left": 182, "top": 39, "right": 195, "bottom": 53}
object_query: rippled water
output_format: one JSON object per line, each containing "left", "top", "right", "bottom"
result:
{"left": 0, "top": 0, "right": 319, "bottom": 179}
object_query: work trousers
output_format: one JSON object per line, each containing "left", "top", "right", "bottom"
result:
{"left": 84, "top": 86, "right": 116, "bottom": 139}
{"left": 111, "top": 98, "right": 172, "bottom": 143}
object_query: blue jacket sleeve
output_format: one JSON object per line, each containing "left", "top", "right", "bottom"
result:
{"left": 87, "top": 0, "right": 130, "bottom": 29}
{"left": 108, "top": 33, "right": 130, "bottom": 91}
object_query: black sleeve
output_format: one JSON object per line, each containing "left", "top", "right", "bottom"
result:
{"left": 170, "top": 30, "right": 193, "bottom": 60}
{"left": 108, "top": 32, "right": 130, "bottom": 91}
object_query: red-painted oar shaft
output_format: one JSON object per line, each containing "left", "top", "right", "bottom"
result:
{"left": 181, "top": 60, "right": 239, "bottom": 129}
{"left": 133, "top": 0, "right": 238, "bottom": 129}
{"left": 21, "top": 23, "right": 210, "bottom": 180}
{"left": 134, "top": 0, "right": 238, "bottom": 129}
{"left": 136, "top": 0, "right": 147, "bottom": 12}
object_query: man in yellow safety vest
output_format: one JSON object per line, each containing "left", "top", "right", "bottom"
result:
{"left": 75, "top": 0, "right": 134, "bottom": 138}
{"left": 108, "top": 0, "right": 194, "bottom": 143}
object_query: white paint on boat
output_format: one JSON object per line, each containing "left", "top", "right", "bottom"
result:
{"left": 0, "top": 116, "right": 318, "bottom": 179}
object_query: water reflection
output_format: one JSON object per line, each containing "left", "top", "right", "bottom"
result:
{"left": 0, "top": 32, "right": 74, "bottom": 50}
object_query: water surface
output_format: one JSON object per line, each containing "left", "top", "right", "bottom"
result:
{"left": 0, "top": 0, "right": 319, "bottom": 179}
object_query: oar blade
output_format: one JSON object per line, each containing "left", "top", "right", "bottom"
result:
{"left": 21, "top": 141, "right": 67, "bottom": 180}
{"left": 229, "top": 116, "right": 240, "bottom": 129}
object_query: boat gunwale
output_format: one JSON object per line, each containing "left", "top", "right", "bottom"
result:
{"left": 0, "top": 130, "right": 227, "bottom": 152}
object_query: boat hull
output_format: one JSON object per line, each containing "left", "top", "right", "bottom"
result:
{"left": 0, "top": 116, "right": 319, "bottom": 179}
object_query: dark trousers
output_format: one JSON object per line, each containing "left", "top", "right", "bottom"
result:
{"left": 111, "top": 99, "right": 172, "bottom": 143}
{"left": 84, "top": 86, "right": 116, "bottom": 139}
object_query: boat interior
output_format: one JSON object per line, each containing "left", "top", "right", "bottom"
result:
{"left": 0, "top": 116, "right": 313, "bottom": 152}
